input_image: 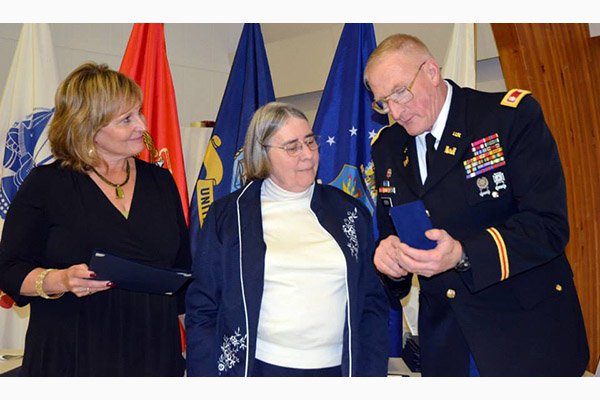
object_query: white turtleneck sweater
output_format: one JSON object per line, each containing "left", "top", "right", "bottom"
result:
{"left": 255, "top": 178, "right": 348, "bottom": 369}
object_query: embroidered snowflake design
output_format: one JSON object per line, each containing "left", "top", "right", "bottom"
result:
{"left": 343, "top": 207, "right": 359, "bottom": 261}
{"left": 217, "top": 327, "right": 247, "bottom": 375}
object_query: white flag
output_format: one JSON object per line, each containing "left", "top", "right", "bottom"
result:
{"left": 442, "top": 23, "right": 476, "bottom": 88}
{"left": 0, "top": 23, "right": 59, "bottom": 349}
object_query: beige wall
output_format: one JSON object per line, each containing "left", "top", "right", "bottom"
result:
{"left": 1, "top": 23, "right": 505, "bottom": 129}
{"left": 261, "top": 23, "right": 505, "bottom": 124}
{"left": 0, "top": 23, "right": 243, "bottom": 128}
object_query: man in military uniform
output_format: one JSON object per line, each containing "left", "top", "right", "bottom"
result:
{"left": 365, "top": 33, "right": 589, "bottom": 376}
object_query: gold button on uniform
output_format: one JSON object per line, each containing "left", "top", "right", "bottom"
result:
{"left": 555, "top": 284, "right": 562, "bottom": 292}
{"left": 446, "top": 289, "right": 456, "bottom": 299}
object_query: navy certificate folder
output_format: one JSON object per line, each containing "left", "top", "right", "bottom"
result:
{"left": 89, "top": 251, "right": 191, "bottom": 295}
{"left": 389, "top": 200, "right": 437, "bottom": 250}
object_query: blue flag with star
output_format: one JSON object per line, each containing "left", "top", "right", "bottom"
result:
{"left": 313, "top": 23, "right": 403, "bottom": 358}
{"left": 314, "top": 23, "right": 387, "bottom": 217}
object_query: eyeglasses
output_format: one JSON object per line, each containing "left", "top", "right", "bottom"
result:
{"left": 371, "top": 60, "right": 427, "bottom": 114}
{"left": 262, "top": 134, "right": 321, "bottom": 157}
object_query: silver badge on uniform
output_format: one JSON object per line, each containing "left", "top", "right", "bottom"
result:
{"left": 493, "top": 171, "right": 507, "bottom": 191}
{"left": 476, "top": 176, "right": 491, "bottom": 197}
{"left": 381, "top": 197, "right": 394, "bottom": 207}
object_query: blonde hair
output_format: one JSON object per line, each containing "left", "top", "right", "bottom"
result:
{"left": 364, "top": 33, "right": 433, "bottom": 89}
{"left": 48, "top": 62, "right": 143, "bottom": 172}
{"left": 242, "top": 102, "right": 308, "bottom": 182}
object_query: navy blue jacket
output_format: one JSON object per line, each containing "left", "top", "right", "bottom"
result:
{"left": 371, "top": 81, "right": 589, "bottom": 376}
{"left": 185, "top": 179, "right": 389, "bottom": 376}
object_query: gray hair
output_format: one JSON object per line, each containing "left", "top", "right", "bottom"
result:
{"left": 242, "top": 101, "right": 309, "bottom": 182}
{"left": 364, "top": 33, "right": 433, "bottom": 90}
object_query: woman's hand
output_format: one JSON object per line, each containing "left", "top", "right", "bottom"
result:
{"left": 55, "top": 263, "right": 114, "bottom": 297}
{"left": 21, "top": 264, "right": 115, "bottom": 298}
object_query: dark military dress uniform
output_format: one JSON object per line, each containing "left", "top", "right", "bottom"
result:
{"left": 371, "top": 80, "right": 589, "bottom": 376}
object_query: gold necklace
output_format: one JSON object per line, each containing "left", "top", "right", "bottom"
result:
{"left": 91, "top": 160, "right": 131, "bottom": 199}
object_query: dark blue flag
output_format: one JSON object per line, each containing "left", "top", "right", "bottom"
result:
{"left": 313, "top": 23, "right": 403, "bottom": 358}
{"left": 189, "top": 23, "right": 275, "bottom": 256}
{"left": 314, "top": 23, "right": 388, "bottom": 217}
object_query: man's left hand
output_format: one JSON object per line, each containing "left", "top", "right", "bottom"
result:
{"left": 396, "top": 229, "right": 463, "bottom": 277}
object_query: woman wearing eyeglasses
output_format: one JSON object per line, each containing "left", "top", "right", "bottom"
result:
{"left": 185, "top": 102, "right": 389, "bottom": 377}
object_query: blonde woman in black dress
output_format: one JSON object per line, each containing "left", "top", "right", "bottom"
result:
{"left": 0, "top": 62, "right": 190, "bottom": 376}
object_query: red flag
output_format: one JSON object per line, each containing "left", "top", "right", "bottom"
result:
{"left": 119, "top": 23, "right": 189, "bottom": 223}
{"left": 119, "top": 23, "right": 189, "bottom": 353}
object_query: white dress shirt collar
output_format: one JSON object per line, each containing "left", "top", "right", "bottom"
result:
{"left": 416, "top": 80, "right": 453, "bottom": 183}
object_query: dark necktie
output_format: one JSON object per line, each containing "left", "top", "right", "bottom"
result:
{"left": 425, "top": 132, "right": 436, "bottom": 174}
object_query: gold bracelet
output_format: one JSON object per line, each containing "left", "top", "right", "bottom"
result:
{"left": 35, "top": 269, "right": 64, "bottom": 300}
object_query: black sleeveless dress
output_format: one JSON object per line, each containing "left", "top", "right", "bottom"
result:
{"left": 0, "top": 159, "right": 190, "bottom": 376}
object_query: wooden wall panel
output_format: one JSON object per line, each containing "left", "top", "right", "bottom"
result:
{"left": 492, "top": 23, "right": 600, "bottom": 373}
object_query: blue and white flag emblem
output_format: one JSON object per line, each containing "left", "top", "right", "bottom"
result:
{"left": 0, "top": 108, "right": 54, "bottom": 218}
{"left": 0, "top": 23, "right": 59, "bottom": 350}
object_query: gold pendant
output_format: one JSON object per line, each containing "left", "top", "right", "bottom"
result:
{"left": 116, "top": 185, "right": 124, "bottom": 199}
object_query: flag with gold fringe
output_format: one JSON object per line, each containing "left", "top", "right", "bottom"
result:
{"left": 119, "top": 23, "right": 189, "bottom": 223}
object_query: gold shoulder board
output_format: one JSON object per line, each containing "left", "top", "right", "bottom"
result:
{"left": 500, "top": 88, "right": 532, "bottom": 108}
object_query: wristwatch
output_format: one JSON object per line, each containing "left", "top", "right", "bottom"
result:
{"left": 454, "top": 244, "right": 471, "bottom": 272}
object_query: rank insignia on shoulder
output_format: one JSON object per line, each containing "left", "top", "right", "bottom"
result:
{"left": 501, "top": 89, "right": 532, "bottom": 108}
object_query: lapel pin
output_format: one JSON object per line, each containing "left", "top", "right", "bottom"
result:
{"left": 444, "top": 146, "right": 457, "bottom": 156}
{"left": 452, "top": 131, "right": 462, "bottom": 138}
